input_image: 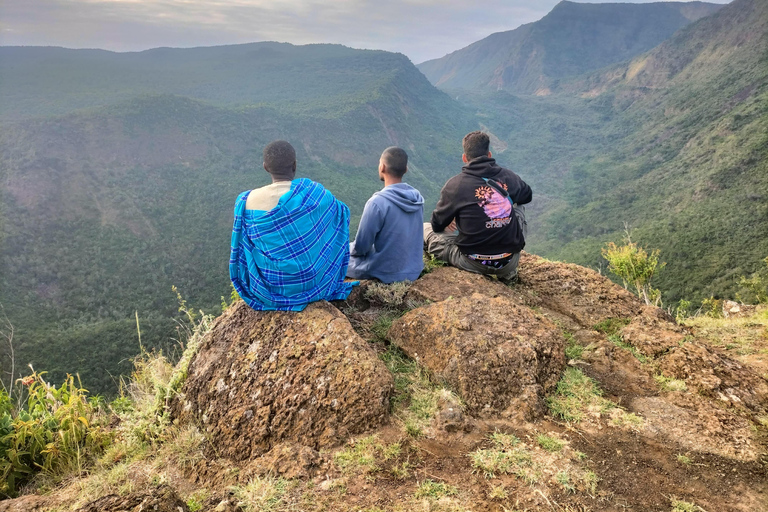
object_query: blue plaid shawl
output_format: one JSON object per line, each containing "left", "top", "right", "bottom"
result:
{"left": 230, "top": 178, "right": 356, "bottom": 311}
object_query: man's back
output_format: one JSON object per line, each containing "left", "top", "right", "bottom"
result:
{"left": 431, "top": 156, "right": 532, "bottom": 255}
{"left": 348, "top": 183, "right": 424, "bottom": 283}
{"left": 230, "top": 178, "right": 355, "bottom": 311}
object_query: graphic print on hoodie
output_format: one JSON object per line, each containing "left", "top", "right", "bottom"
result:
{"left": 347, "top": 183, "right": 425, "bottom": 283}
{"left": 475, "top": 183, "right": 512, "bottom": 228}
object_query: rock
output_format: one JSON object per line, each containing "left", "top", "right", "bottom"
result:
{"left": 406, "top": 266, "right": 510, "bottom": 304}
{"left": 622, "top": 305, "right": 688, "bottom": 358}
{"left": 722, "top": 300, "right": 757, "bottom": 318}
{"left": 173, "top": 300, "right": 393, "bottom": 461}
{"left": 246, "top": 442, "right": 322, "bottom": 479}
{"left": 517, "top": 252, "right": 644, "bottom": 327}
{"left": 388, "top": 293, "right": 566, "bottom": 421}
{"left": 433, "top": 392, "right": 469, "bottom": 433}
{"left": 657, "top": 342, "right": 768, "bottom": 414}
{"left": 75, "top": 485, "right": 188, "bottom": 512}
{"left": 0, "top": 495, "right": 50, "bottom": 512}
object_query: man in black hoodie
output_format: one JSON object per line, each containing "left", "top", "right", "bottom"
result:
{"left": 424, "top": 131, "right": 532, "bottom": 282}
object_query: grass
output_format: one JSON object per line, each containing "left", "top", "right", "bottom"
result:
{"left": 414, "top": 480, "right": 459, "bottom": 500}
{"left": 671, "top": 496, "right": 705, "bottom": 512}
{"left": 333, "top": 435, "right": 402, "bottom": 475}
{"left": 563, "top": 330, "right": 585, "bottom": 361}
{"left": 676, "top": 454, "right": 692, "bottom": 465}
{"left": 684, "top": 305, "right": 768, "bottom": 360}
{"left": 421, "top": 253, "right": 446, "bottom": 276}
{"left": 593, "top": 318, "right": 631, "bottom": 336}
{"left": 607, "top": 333, "right": 649, "bottom": 364}
{"left": 655, "top": 374, "right": 688, "bottom": 392}
{"left": 379, "top": 345, "right": 462, "bottom": 438}
{"left": 547, "top": 368, "right": 643, "bottom": 429}
{"left": 364, "top": 281, "right": 412, "bottom": 308}
{"left": 546, "top": 368, "right": 613, "bottom": 422}
{"left": 536, "top": 434, "right": 564, "bottom": 452}
{"left": 556, "top": 471, "right": 575, "bottom": 493}
{"left": 231, "top": 476, "right": 289, "bottom": 512}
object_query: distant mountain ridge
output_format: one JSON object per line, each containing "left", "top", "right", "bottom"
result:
{"left": 417, "top": 1, "right": 723, "bottom": 94}
{"left": 0, "top": 44, "right": 474, "bottom": 393}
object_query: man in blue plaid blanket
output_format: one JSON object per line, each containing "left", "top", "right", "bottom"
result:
{"left": 229, "top": 140, "right": 356, "bottom": 311}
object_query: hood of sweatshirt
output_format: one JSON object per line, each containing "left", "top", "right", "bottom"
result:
{"left": 375, "top": 183, "right": 424, "bottom": 213}
{"left": 461, "top": 156, "right": 503, "bottom": 178}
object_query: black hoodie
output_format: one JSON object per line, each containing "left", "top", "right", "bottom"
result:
{"left": 430, "top": 156, "right": 532, "bottom": 255}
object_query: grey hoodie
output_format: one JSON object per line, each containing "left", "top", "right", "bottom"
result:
{"left": 348, "top": 183, "right": 425, "bottom": 283}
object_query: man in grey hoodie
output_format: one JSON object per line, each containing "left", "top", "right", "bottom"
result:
{"left": 347, "top": 147, "right": 425, "bottom": 283}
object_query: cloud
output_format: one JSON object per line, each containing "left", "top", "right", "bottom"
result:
{"left": 0, "top": 0, "right": 731, "bottom": 63}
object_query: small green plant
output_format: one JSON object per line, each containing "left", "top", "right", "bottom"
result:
{"left": 488, "top": 484, "right": 508, "bottom": 500}
{"left": 421, "top": 253, "right": 446, "bottom": 276}
{"left": 675, "top": 299, "right": 692, "bottom": 323}
{"left": 414, "top": 480, "right": 458, "bottom": 500}
{"left": 701, "top": 296, "right": 723, "bottom": 318}
{"left": 364, "top": 282, "right": 411, "bottom": 308}
{"left": 556, "top": 470, "right": 575, "bottom": 492}
{"left": 676, "top": 454, "right": 692, "bottom": 465}
{"left": 186, "top": 489, "right": 209, "bottom": 511}
{"left": 0, "top": 371, "right": 113, "bottom": 497}
{"left": 601, "top": 228, "right": 665, "bottom": 306}
{"left": 593, "top": 318, "right": 631, "bottom": 336}
{"left": 536, "top": 434, "right": 564, "bottom": 452}
{"left": 737, "top": 256, "right": 768, "bottom": 304}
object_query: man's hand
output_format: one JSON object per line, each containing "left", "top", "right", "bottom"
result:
{"left": 446, "top": 219, "right": 458, "bottom": 233}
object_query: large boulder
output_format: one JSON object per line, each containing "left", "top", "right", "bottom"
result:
{"left": 388, "top": 292, "right": 566, "bottom": 421}
{"left": 173, "top": 301, "right": 393, "bottom": 461}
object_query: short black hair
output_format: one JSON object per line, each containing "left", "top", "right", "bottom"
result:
{"left": 462, "top": 131, "right": 491, "bottom": 160}
{"left": 263, "top": 140, "right": 296, "bottom": 176}
{"left": 381, "top": 146, "right": 408, "bottom": 178}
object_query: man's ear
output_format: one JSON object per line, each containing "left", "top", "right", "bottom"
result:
{"left": 488, "top": 151, "right": 492, "bottom": 158}
{"left": 462, "top": 153, "right": 468, "bottom": 163}
{"left": 263, "top": 162, "right": 268, "bottom": 172}
{"left": 403, "top": 166, "right": 408, "bottom": 175}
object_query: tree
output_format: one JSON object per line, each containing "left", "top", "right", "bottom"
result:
{"left": 601, "top": 227, "right": 665, "bottom": 306}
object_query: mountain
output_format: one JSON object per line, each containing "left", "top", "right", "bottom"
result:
{"left": 0, "top": 43, "right": 475, "bottom": 393}
{"left": 521, "top": 0, "right": 768, "bottom": 301}
{"left": 417, "top": 1, "right": 723, "bottom": 94}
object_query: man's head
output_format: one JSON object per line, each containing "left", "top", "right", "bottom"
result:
{"left": 263, "top": 140, "right": 297, "bottom": 181}
{"left": 378, "top": 146, "right": 408, "bottom": 182}
{"left": 462, "top": 131, "right": 491, "bottom": 162}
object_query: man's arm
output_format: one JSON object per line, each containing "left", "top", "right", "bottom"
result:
{"left": 350, "top": 200, "right": 384, "bottom": 257}
{"left": 430, "top": 178, "right": 459, "bottom": 233}
{"left": 506, "top": 172, "right": 532, "bottom": 205}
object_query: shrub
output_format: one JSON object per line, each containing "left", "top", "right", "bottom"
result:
{"left": 0, "top": 372, "right": 112, "bottom": 497}
{"left": 601, "top": 229, "right": 665, "bottom": 306}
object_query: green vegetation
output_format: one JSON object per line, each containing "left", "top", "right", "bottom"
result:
{"left": 602, "top": 232, "right": 665, "bottom": 306}
{"left": 231, "top": 476, "right": 290, "bottom": 512}
{"left": 655, "top": 374, "right": 688, "bottom": 392}
{"left": 0, "top": 373, "right": 112, "bottom": 497}
{"left": 593, "top": 318, "right": 631, "bottom": 337}
{"left": 379, "top": 345, "right": 462, "bottom": 438}
{"left": 608, "top": 334, "right": 649, "bottom": 364}
{"left": 414, "top": 480, "right": 458, "bottom": 500}
{"left": 536, "top": 434, "right": 564, "bottom": 453}
{"left": 547, "top": 367, "right": 643, "bottom": 430}
{"left": 671, "top": 497, "right": 705, "bottom": 512}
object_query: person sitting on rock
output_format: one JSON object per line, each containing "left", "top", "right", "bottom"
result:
{"left": 230, "top": 140, "right": 356, "bottom": 310}
{"left": 424, "top": 131, "right": 531, "bottom": 282}
{"left": 347, "top": 147, "right": 425, "bottom": 283}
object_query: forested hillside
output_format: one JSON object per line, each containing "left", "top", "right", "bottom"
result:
{"left": 417, "top": 1, "right": 722, "bottom": 93}
{"left": 1, "top": 0, "right": 765, "bottom": 395}
{"left": 0, "top": 45, "right": 474, "bottom": 393}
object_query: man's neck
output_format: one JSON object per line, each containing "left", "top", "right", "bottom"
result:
{"left": 271, "top": 176, "right": 293, "bottom": 184}
{"left": 383, "top": 177, "right": 402, "bottom": 188}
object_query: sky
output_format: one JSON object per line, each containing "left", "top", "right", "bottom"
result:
{"left": 0, "top": 0, "right": 731, "bottom": 64}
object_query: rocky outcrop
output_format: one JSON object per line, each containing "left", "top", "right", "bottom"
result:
{"left": 75, "top": 485, "right": 188, "bottom": 512}
{"left": 0, "top": 495, "right": 49, "bottom": 512}
{"left": 517, "top": 252, "right": 644, "bottom": 326}
{"left": 388, "top": 292, "right": 566, "bottom": 421}
{"left": 658, "top": 342, "right": 768, "bottom": 414}
{"left": 622, "top": 305, "right": 688, "bottom": 358}
{"left": 172, "top": 300, "right": 393, "bottom": 462}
